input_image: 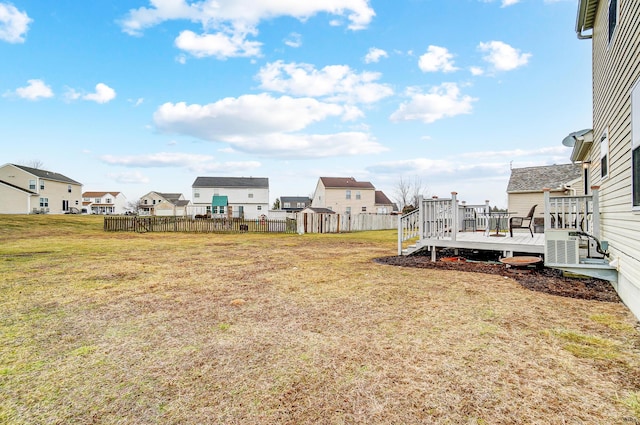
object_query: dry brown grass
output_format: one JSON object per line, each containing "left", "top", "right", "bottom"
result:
{"left": 1, "top": 215, "right": 640, "bottom": 424}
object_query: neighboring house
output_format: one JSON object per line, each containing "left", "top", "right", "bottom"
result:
{"left": 300, "top": 207, "right": 336, "bottom": 214}
{"left": 82, "top": 191, "right": 128, "bottom": 215}
{"left": 155, "top": 199, "right": 191, "bottom": 216}
{"left": 572, "top": 0, "right": 640, "bottom": 317}
{"left": 311, "top": 177, "right": 376, "bottom": 215}
{"left": 374, "top": 190, "right": 398, "bottom": 214}
{"left": 191, "top": 177, "right": 269, "bottom": 220}
{"left": 507, "top": 164, "right": 584, "bottom": 218}
{"left": 139, "top": 192, "right": 186, "bottom": 216}
{"left": 280, "top": 196, "right": 311, "bottom": 212}
{"left": 0, "top": 163, "right": 82, "bottom": 214}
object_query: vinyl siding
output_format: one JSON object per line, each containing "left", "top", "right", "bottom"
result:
{"left": 589, "top": 0, "right": 640, "bottom": 309}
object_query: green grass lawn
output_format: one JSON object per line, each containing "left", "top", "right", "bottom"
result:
{"left": 1, "top": 215, "right": 639, "bottom": 424}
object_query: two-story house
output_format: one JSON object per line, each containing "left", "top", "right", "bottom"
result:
{"left": 0, "top": 163, "right": 82, "bottom": 214}
{"left": 82, "top": 191, "right": 128, "bottom": 215}
{"left": 374, "top": 191, "right": 398, "bottom": 214}
{"left": 280, "top": 196, "right": 311, "bottom": 213}
{"left": 138, "top": 192, "right": 187, "bottom": 216}
{"left": 311, "top": 177, "right": 377, "bottom": 215}
{"left": 570, "top": 0, "right": 640, "bottom": 318}
{"left": 191, "top": 177, "right": 269, "bottom": 220}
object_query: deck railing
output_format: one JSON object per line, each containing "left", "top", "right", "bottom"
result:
{"left": 544, "top": 187, "right": 600, "bottom": 238}
{"left": 398, "top": 208, "right": 420, "bottom": 255}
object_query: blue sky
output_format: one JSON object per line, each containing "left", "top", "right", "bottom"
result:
{"left": 0, "top": 0, "right": 591, "bottom": 208}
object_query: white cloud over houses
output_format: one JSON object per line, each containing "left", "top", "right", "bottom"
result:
{"left": 478, "top": 41, "right": 531, "bottom": 71}
{"left": 107, "top": 171, "right": 150, "bottom": 184}
{"left": 152, "top": 93, "right": 386, "bottom": 158}
{"left": 0, "top": 3, "right": 31, "bottom": 43}
{"left": 257, "top": 61, "right": 393, "bottom": 104}
{"left": 364, "top": 47, "right": 388, "bottom": 64}
{"left": 418, "top": 45, "right": 458, "bottom": 73}
{"left": 101, "top": 152, "right": 261, "bottom": 173}
{"left": 284, "top": 32, "right": 302, "bottom": 48}
{"left": 390, "top": 83, "right": 476, "bottom": 124}
{"left": 12, "top": 79, "right": 54, "bottom": 100}
{"left": 120, "top": 0, "right": 375, "bottom": 58}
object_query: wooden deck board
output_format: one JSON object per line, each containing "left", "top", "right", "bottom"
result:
{"left": 413, "top": 231, "right": 545, "bottom": 255}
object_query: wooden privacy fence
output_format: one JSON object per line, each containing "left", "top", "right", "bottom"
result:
{"left": 296, "top": 213, "right": 397, "bottom": 234}
{"left": 104, "top": 216, "right": 297, "bottom": 234}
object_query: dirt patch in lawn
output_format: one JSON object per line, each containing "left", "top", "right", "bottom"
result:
{"left": 375, "top": 250, "right": 621, "bottom": 303}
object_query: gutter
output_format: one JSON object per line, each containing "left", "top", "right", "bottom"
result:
{"left": 575, "top": 0, "right": 592, "bottom": 39}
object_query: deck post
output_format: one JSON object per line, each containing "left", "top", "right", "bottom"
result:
{"left": 418, "top": 195, "right": 424, "bottom": 239}
{"left": 543, "top": 188, "right": 551, "bottom": 230}
{"left": 451, "top": 192, "right": 458, "bottom": 241}
{"left": 591, "top": 186, "right": 600, "bottom": 239}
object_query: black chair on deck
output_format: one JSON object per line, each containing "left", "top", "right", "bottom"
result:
{"left": 509, "top": 204, "right": 537, "bottom": 237}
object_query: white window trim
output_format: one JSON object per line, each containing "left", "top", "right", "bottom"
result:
{"left": 600, "top": 129, "right": 609, "bottom": 180}
{"left": 632, "top": 79, "right": 640, "bottom": 210}
{"left": 607, "top": 0, "right": 619, "bottom": 48}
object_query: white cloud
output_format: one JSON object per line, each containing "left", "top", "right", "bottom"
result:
{"left": 470, "top": 66, "right": 484, "bottom": 76}
{"left": 257, "top": 60, "right": 393, "bottom": 104}
{"left": 174, "top": 29, "right": 261, "bottom": 59}
{"left": 364, "top": 47, "right": 388, "bottom": 64}
{"left": 121, "top": 0, "right": 375, "bottom": 34}
{"left": 107, "top": 171, "right": 150, "bottom": 184}
{"left": 501, "top": 0, "right": 520, "bottom": 6}
{"left": 216, "top": 132, "right": 387, "bottom": 158}
{"left": 83, "top": 83, "right": 117, "bottom": 104}
{"left": 13, "top": 79, "right": 54, "bottom": 100}
{"left": 284, "top": 32, "right": 302, "bottom": 48}
{"left": 459, "top": 145, "right": 570, "bottom": 159}
{"left": 101, "top": 152, "right": 261, "bottom": 173}
{"left": 0, "top": 3, "right": 31, "bottom": 43}
{"left": 120, "top": 0, "right": 374, "bottom": 59}
{"left": 418, "top": 45, "right": 458, "bottom": 73}
{"left": 478, "top": 41, "right": 531, "bottom": 72}
{"left": 390, "top": 83, "right": 476, "bottom": 124}
{"left": 152, "top": 94, "right": 386, "bottom": 158}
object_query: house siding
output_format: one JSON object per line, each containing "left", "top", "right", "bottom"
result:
{"left": 0, "top": 184, "right": 33, "bottom": 214}
{"left": 0, "top": 165, "right": 82, "bottom": 214}
{"left": 588, "top": 0, "right": 640, "bottom": 317}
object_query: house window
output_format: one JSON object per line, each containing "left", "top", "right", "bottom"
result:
{"left": 67, "top": 185, "right": 72, "bottom": 193}
{"left": 95, "top": 198, "right": 101, "bottom": 203}
{"left": 75, "top": 200, "right": 78, "bottom": 205}
{"left": 284, "top": 202, "right": 291, "bottom": 208}
{"left": 39, "top": 198, "right": 48, "bottom": 207}
{"left": 248, "top": 193, "right": 254, "bottom": 198}
{"left": 608, "top": 0, "right": 618, "bottom": 44}
{"left": 257, "top": 205, "right": 262, "bottom": 210}
{"left": 29, "top": 180, "right": 36, "bottom": 190}
{"left": 346, "top": 206, "right": 351, "bottom": 214}
{"left": 346, "top": 190, "right": 351, "bottom": 200}
{"left": 106, "top": 198, "right": 112, "bottom": 203}
{"left": 194, "top": 193, "right": 200, "bottom": 198}
{"left": 144, "top": 199, "right": 148, "bottom": 205}
{"left": 356, "top": 191, "right": 361, "bottom": 200}
{"left": 297, "top": 202, "right": 304, "bottom": 208}
{"left": 40, "top": 181, "right": 45, "bottom": 190}
{"left": 362, "top": 206, "right": 367, "bottom": 212}
{"left": 632, "top": 80, "right": 640, "bottom": 208}
{"left": 600, "top": 130, "right": 609, "bottom": 179}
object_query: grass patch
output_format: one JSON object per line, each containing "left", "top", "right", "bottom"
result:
{"left": 1, "top": 215, "right": 639, "bottom": 423}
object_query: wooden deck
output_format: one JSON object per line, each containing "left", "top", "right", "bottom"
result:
{"left": 404, "top": 231, "right": 545, "bottom": 257}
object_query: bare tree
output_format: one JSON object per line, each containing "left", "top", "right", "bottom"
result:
{"left": 126, "top": 200, "right": 142, "bottom": 215}
{"left": 394, "top": 176, "right": 429, "bottom": 212}
{"left": 20, "top": 160, "right": 44, "bottom": 169}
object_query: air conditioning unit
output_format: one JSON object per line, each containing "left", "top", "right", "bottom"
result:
{"left": 545, "top": 229, "right": 580, "bottom": 265}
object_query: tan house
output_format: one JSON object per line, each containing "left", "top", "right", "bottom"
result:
{"left": 138, "top": 192, "right": 187, "bottom": 216}
{"left": 571, "top": 0, "right": 640, "bottom": 318}
{"left": 0, "top": 163, "right": 82, "bottom": 214}
{"left": 311, "top": 177, "right": 377, "bottom": 215}
{"left": 374, "top": 190, "right": 398, "bottom": 214}
{"left": 507, "top": 163, "right": 584, "bottom": 219}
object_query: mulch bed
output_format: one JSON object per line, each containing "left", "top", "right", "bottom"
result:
{"left": 375, "top": 250, "right": 621, "bottom": 303}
